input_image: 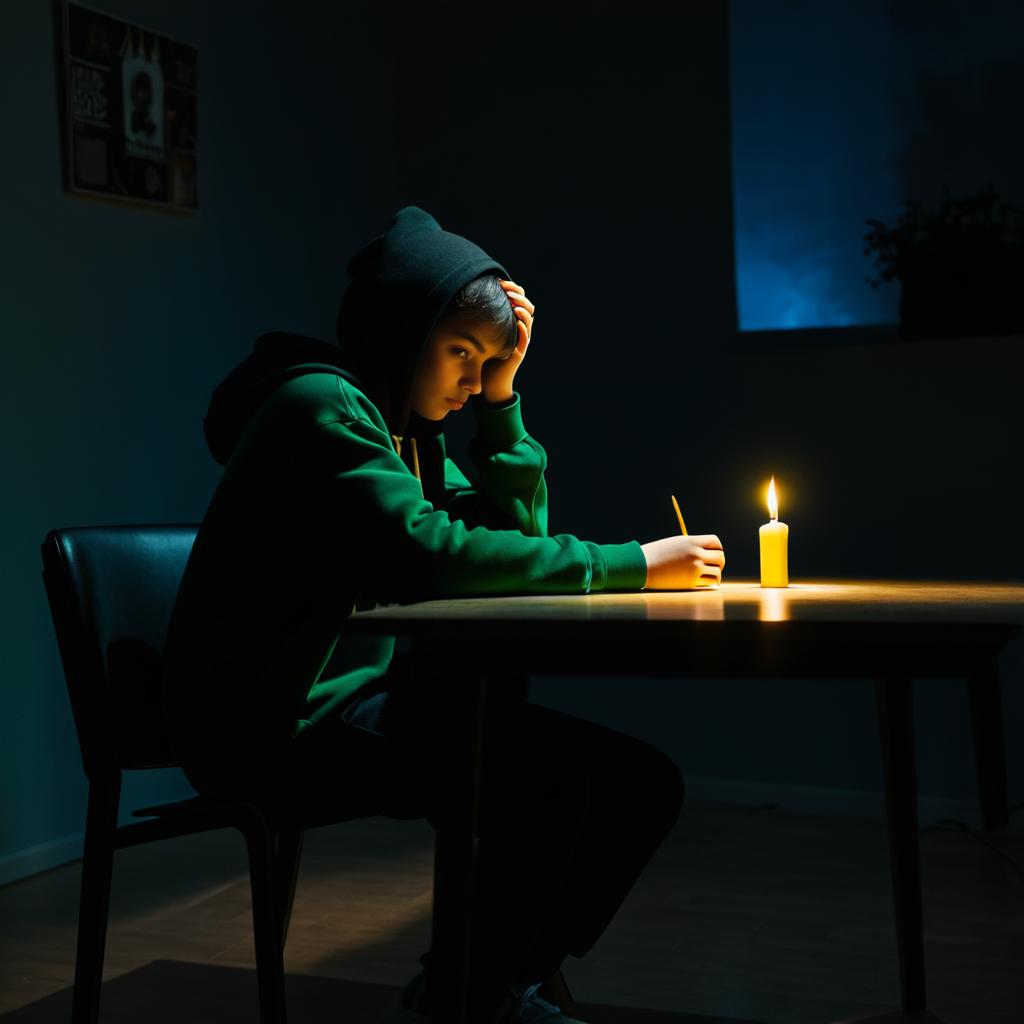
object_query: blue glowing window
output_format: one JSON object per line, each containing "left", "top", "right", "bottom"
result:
{"left": 730, "top": 1, "right": 1024, "bottom": 331}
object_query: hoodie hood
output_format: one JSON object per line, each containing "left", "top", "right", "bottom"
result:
{"left": 335, "top": 205, "right": 510, "bottom": 434}
{"left": 203, "top": 206, "right": 510, "bottom": 466}
{"left": 203, "top": 332, "right": 365, "bottom": 466}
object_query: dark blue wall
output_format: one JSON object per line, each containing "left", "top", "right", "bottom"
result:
{"left": 534, "top": 330, "right": 1024, "bottom": 816}
{"left": 2, "top": 0, "right": 737, "bottom": 882}
{"left": 0, "top": 0, "right": 404, "bottom": 881}
{"left": 4, "top": 0, "right": 1019, "bottom": 886}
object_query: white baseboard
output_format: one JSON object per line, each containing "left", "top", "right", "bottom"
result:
{"left": 0, "top": 832, "right": 84, "bottom": 887}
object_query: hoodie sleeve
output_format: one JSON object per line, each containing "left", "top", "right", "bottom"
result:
{"left": 440, "top": 393, "right": 547, "bottom": 537}
{"left": 313, "top": 413, "right": 647, "bottom": 605}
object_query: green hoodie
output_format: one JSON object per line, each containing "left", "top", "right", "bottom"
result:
{"left": 161, "top": 207, "right": 647, "bottom": 771}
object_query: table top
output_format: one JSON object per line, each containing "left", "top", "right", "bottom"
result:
{"left": 349, "top": 581, "right": 1024, "bottom": 632}
{"left": 348, "top": 581, "right": 1024, "bottom": 678}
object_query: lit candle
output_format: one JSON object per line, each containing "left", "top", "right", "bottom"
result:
{"left": 759, "top": 476, "right": 789, "bottom": 588}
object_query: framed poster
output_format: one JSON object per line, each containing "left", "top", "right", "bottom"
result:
{"left": 60, "top": 1, "right": 198, "bottom": 213}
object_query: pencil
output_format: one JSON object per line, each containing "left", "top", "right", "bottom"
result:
{"left": 671, "top": 494, "right": 688, "bottom": 536}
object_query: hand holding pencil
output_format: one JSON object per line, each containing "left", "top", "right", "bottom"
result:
{"left": 639, "top": 495, "right": 725, "bottom": 590}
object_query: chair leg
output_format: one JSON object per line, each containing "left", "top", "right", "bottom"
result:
{"left": 967, "top": 658, "right": 1010, "bottom": 831}
{"left": 274, "top": 829, "right": 304, "bottom": 949}
{"left": 73, "top": 772, "right": 121, "bottom": 1024}
{"left": 241, "top": 812, "right": 288, "bottom": 1024}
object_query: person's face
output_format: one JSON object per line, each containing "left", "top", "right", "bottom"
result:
{"left": 409, "top": 315, "right": 510, "bottom": 420}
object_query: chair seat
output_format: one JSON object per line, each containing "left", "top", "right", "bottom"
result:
{"left": 128, "top": 794, "right": 290, "bottom": 833}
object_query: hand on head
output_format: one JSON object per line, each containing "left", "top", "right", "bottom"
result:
{"left": 499, "top": 279, "right": 535, "bottom": 345}
{"left": 480, "top": 280, "right": 535, "bottom": 404}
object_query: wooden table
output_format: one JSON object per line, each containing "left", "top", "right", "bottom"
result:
{"left": 348, "top": 581, "right": 1024, "bottom": 1024}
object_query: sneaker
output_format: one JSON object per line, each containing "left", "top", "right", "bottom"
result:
{"left": 378, "top": 971, "right": 591, "bottom": 1024}
{"left": 495, "top": 980, "right": 591, "bottom": 1024}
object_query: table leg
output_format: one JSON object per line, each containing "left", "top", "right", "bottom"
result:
{"left": 966, "top": 658, "right": 1010, "bottom": 832}
{"left": 430, "top": 672, "right": 489, "bottom": 1024}
{"left": 874, "top": 675, "right": 926, "bottom": 1013}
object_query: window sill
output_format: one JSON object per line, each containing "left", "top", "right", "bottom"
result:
{"left": 733, "top": 324, "right": 1024, "bottom": 354}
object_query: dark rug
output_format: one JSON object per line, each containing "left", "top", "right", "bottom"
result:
{"left": 0, "top": 959, "right": 765, "bottom": 1023}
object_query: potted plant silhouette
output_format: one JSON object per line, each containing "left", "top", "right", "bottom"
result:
{"left": 863, "top": 185, "right": 1024, "bottom": 339}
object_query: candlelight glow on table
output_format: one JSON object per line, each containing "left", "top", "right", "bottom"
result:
{"left": 349, "top": 581, "right": 1024, "bottom": 628}
{"left": 759, "top": 476, "right": 789, "bottom": 588}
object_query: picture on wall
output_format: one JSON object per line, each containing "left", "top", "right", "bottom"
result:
{"left": 60, "top": 1, "right": 198, "bottom": 212}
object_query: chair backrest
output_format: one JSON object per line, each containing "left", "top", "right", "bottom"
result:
{"left": 41, "top": 525, "right": 198, "bottom": 779}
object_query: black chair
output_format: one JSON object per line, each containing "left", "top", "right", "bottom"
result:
{"left": 41, "top": 525, "right": 303, "bottom": 1024}
{"left": 41, "top": 524, "right": 583, "bottom": 1024}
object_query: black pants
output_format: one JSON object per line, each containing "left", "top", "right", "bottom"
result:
{"left": 196, "top": 664, "right": 685, "bottom": 1020}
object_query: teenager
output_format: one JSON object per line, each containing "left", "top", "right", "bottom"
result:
{"left": 162, "top": 205, "right": 725, "bottom": 1024}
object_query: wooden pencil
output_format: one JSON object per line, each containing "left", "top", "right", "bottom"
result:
{"left": 671, "top": 494, "right": 688, "bottom": 536}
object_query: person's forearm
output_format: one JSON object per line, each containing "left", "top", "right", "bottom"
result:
{"left": 482, "top": 389, "right": 514, "bottom": 405}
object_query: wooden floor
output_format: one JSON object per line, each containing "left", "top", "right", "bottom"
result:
{"left": 1, "top": 801, "right": 1022, "bottom": 1024}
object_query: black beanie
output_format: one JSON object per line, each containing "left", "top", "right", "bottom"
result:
{"left": 335, "top": 206, "right": 510, "bottom": 434}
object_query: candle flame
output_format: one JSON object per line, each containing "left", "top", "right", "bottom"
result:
{"left": 767, "top": 476, "right": 779, "bottom": 521}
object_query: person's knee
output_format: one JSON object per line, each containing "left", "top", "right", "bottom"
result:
{"left": 598, "top": 733, "right": 686, "bottom": 831}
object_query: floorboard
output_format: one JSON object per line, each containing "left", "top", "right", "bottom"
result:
{"left": 1, "top": 801, "right": 1021, "bottom": 1023}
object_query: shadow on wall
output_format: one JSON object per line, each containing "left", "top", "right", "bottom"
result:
{"left": 898, "top": 57, "right": 1024, "bottom": 205}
